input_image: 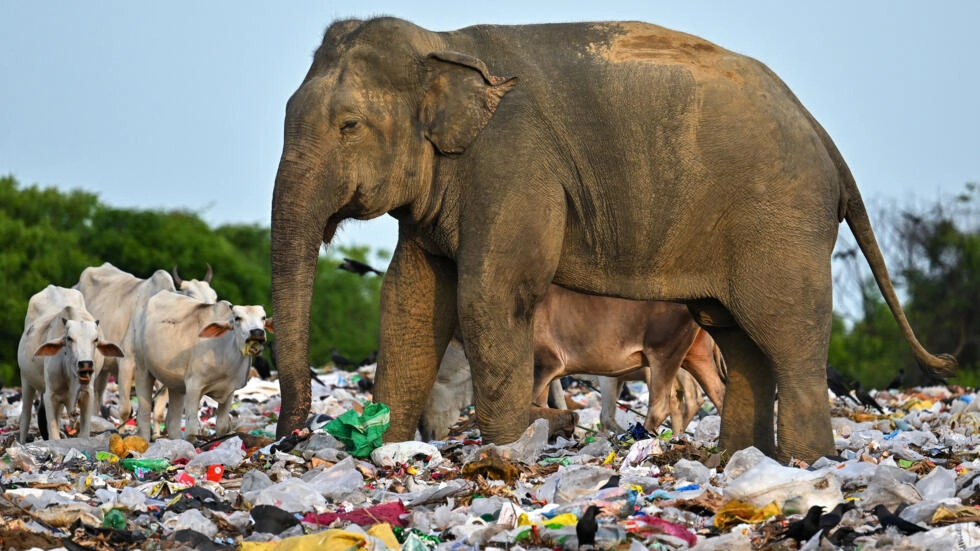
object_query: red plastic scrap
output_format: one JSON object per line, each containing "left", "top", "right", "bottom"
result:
{"left": 302, "top": 500, "right": 409, "bottom": 527}
{"left": 624, "top": 514, "right": 698, "bottom": 547}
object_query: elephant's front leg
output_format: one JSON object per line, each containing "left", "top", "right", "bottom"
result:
{"left": 373, "top": 238, "right": 458, "bottom": 443}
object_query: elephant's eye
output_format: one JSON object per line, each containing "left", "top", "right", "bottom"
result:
{"left": 340, "top": 120, "right": 358, "bottom": 132}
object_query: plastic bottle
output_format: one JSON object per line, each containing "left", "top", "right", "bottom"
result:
{"left": 103, "top": 508, "right": 127, "bottom": 530}
{"left": 119, "top": 457, "right": 171, "bottom": 473}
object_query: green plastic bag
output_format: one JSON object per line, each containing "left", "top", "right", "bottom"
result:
{"left": 325, "top": 402, "right": 390, "bottom": 457}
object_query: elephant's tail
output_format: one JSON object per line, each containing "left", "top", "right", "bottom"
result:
{"left": 824, "top": 128, "right": 958, "bottom": 381}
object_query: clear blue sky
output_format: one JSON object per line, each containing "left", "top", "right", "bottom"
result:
{"left": 2, "top": 2, "right": 978, "bottom": 263}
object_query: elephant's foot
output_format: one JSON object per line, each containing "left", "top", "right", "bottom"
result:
{"left": 529, "top": 406, "right": 578, "bottom": 440}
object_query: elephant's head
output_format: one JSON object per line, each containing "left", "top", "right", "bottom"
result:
{"left": 270, "top": 17, "right": 516, "bottom": 438}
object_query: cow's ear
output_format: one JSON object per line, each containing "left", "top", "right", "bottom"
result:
{"left": 34, "top": 339, "right": 65, "bottom": 357}
{"left": 199, "top": 321, "right": 232, "bottom": 338}
{"left": 98, "top": 342, "right": 125, "bottom": 358}
{"left": 264, "top": 318, "right": 274, "bottom": 334}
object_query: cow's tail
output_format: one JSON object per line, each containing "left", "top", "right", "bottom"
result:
{"left": 713, "top": 342, "right": 728, "bottom": 385}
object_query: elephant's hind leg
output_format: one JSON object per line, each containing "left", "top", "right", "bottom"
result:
{"left": 703, "top": 325, "right": 777, "bottom": 457}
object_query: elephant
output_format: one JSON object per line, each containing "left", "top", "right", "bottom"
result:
{"left": 270, "top": 17, "right": 956, "bottom": 462}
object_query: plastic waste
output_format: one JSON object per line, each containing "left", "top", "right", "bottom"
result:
{"left": 915, "top": 465, "right": 956, "bottom": 500}
{"left": 724, "top": 458, "right": 842, "bottom": 512}
{"left": 103, "top": 508, "right": 127, "bottom": 530}
{"left": 693, "top": 415, "right": 721, "bottom": 442}
{"left": 673, "top": 458, "right": 713, "bottom": 486}
{"left": 246, "top": 476, "right": 327, "bottom": 513}
{"left": 534, "top": 465, "right": 617, "bottom": 504}
{"left": 325, "top": 402, "right": 390, "bottom": 457}
{"left": 303, "top": 456, "right": 364, "bottom": 500}
{"left": 722, "top": 446, "right": 769, "bottom": 481}
{"left": 370, "top": 440, "right": 442, "bottom": 467}
{"left": 142, "top": 438, "right": 197, "bottom": 462}
{"left": 119, "top": 457, "right": 171, "bottom": 477}
{"left": 21, "top": 433, "right": 112, "bottom": 458}
{"left": 860, "top": 464, "right": 923, "bottom": 510}
{"left": 498, "top": 418, "right": 550, "bottom": 464}
{"left": 239, "top": 468, "right": 273, "bottom": 496}
{"left": 167, "top": 508, "right": 218, "bottom": 538}
{"left": 28, "top": 503, "right": 101, "bottom": 529}
{"left": 187, "top": 436, "right": 246, "bottom": 469}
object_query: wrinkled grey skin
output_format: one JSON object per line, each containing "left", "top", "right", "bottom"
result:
{"left": 271, "top": 17, "right": 956, "bottom": 461}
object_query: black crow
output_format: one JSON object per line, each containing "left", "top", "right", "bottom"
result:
{"left": 331, "top": 348, "right": 357, "bottom": 369}
{"left": 819, "top": 501, "right": 855, "bottom": 532}
{"left": 576, "top": 504, "right": 600, "bottom": 548}
{"left": 358, "top": 350, "right": 378, "bottom": 366}
{"left": 852, "top": 381, "right": 885, "bottom": 414}
{"left": 885, "top": 368, "right": 905, "bottom": 390}
{"left": 872, "top": 504, "right": 928, "bottom": 535}
{"left": 338, "top": 257, "right": 384, "bottom": 276}
{"left": 252, "top": 354, "right": 272, "bottom": 379}
{"left": 781, "top": 505, "right": 824, "bottom": 542}
{"left": 826, "top": 364, "right": 857, "bottom": 405}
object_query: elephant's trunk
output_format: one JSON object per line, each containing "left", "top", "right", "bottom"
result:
{"left": 271, "top": 160, "right": 338, "bottom": 439}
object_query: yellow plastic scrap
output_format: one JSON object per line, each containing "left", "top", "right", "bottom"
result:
{"left": 932, "top": 504, "right": 980, "bottom": 524}
{"left": 544, "top": 512, "right": 579, "bottom": 528}
{"left": 238, "top": 525, "right": 400, "bottom": 551}
{"left": 109, "top": 433, "right": 149, "bottom": 459}
{"left": 713, "top": 499, "right": 781, "bottom": 530}
{"left": 602, "top": 451, "right": 617, "bottom": 465}
{"left": 366, "top": 523, "right": 401, "bottom": 549}
{"left": 906, "top": 399, "right": 936, "bottom": 411}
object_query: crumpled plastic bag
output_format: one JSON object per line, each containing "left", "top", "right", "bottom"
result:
{"left": 303, "top": 501, "right": 408, "bottom": 527}
{"left": 239, "top": 523, "right": 399, "bottom": 551}
{"left": 713, "top": 499, "right": 781, "bottom": 529}
{"left": 326, "top": 402, "right": 390, "bottom": 458}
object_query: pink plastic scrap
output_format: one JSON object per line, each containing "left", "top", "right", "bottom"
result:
{"left": 303, "top": 500, "right": 409, "bottom": 527}
{"left": 624, "top": 514, "right": 698, "bottom": 546}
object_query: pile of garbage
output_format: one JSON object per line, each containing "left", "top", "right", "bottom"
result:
{"left": 2, "top": 368, "right": 980, "bottom": 550}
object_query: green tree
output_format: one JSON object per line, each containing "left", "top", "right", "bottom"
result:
{"left": 309, "top": 246, "right": 384, "bottom": 367}
{"left": 898, "top": 183, "right": 980, "bottom": 385}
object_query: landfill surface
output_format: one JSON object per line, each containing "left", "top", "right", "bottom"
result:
{"left": 2, "top": 365, "right": 980, "bottom": 551}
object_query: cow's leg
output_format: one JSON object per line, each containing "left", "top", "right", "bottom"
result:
{"left": 598, "top": 376, "right": 625, "bottom": 433}
{"left": 153, "top": 385, "right": 168, "bottom": 430}
{"left": 42, "top": 390, "right": 62, "bottom": 440}
{"left": 134, "top": 368, "right": 156, "bottom": 440}
{"left": 547, "top": 379, "right": 566, "bottom": 410}
{"left": 115, "top": 356, "right": 137, "bottom": 422}
{"left": 643, "top": 352, "right": 687, "bottom": 433}
{"left": 76, "top": 386, "right": 93, "bottom": 438}
{"left": 93, "top": 366, "right": 111, "bottom": 418}
{"left": 179, "top": 387, "right": 201, "bottom": 441}
{"left": 213, "top": 396, "right": 233, "bottom": 437}
{"left": 19, "top": 382, "right": 37, "bottom": 443}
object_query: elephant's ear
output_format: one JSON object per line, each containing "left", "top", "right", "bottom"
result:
{"left": 421, "top": 51, "right": 517, "bottom": 155}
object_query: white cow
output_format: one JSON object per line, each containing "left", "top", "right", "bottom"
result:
{"left": 134, "top": 293, "right": 272, "bottom": 441}
{"left": 18, "top": 285, "right": 124, "bottom": 442}
{"left": 75, "top": 262, "right": 217, "bottom": 423}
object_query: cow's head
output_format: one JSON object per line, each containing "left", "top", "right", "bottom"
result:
{"left": 173, "top": 264, "right": 219, "bottom": 304}
{"left": 199, "top": 303, "right": 274, "bottom": 357}
{"left": 34, "top": 318, "right": 124, "bottom": 384}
